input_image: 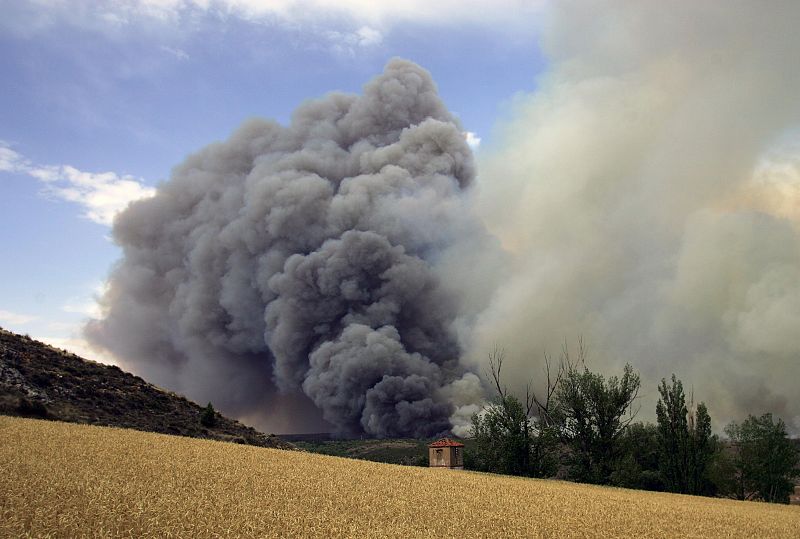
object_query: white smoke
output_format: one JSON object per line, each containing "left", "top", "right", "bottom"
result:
{"left": 472, "top": 1, "right": 800, "bottom": 433}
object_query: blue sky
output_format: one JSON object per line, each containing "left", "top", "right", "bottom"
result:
{"left": 0, "top": 1, "right": 547, "bottom": 358}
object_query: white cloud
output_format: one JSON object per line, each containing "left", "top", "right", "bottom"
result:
{"left": 203, "top": 0, "right": 545, "bottom": 28}
{"left": 42, "top": 166, "right": 156, "bottom": 226}
{"left": 0, "top": 309, "right": 38, "bottom": 325}
{"left": 464, "top": 131, "right": 481, "bottom": 150}
{"left": 122, "top": 0, "right": 545, "bottom": 28}
{"left": 355, "top": 26, "right": 382, "bottom": 47}
{"left": 0, "top": 142, "right": 155, "bottom": 226}
{"left": 2, "top": 0, "right": 545, "bottom": 36}
{"left": 160, "top": 45, "right": 189, "bottom": 60}
{"left": 324, "top": 25, "right": 383, "bottom": 56}
{"left": 0, "top": 144, "right": 27, "bottom": 172}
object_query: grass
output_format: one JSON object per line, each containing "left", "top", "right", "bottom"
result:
{"left": 1, "top": 416, "right": 797, "bottom": 538}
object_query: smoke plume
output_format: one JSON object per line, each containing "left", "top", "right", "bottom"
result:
{"left": 85, "top": 59, "right": 495, "bottom": 436}
{"left": 472, "top": 1, "right": 800, "bottom": 432}
{"left": 87, "top": 3, "right": 800, "bottom": 437}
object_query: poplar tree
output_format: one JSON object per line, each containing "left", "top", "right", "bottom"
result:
{"left": 656, "top": 375, "right": 689, "bottom": 492}
{"left": 656, "top": 375, "right": 716, "bottom": 495}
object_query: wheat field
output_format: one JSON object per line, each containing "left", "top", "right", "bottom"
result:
{"left": 1, "top": 416, "right": 797, "bottom": 538}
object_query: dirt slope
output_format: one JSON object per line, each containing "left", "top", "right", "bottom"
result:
{"left": 0, "top": 327, "right": 293, "bottom": 449}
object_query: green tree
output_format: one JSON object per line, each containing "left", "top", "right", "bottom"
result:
{"left": 552, "top": 344, "right": 641, "bottom": 484}
{"left": 723, "top": 413, "right": 799, "bottom": 503}
{"left": 200, "top": 402, "right": 217, "bottom": 428}
{"left": 687, "top": 402, "right": 715, "bottom": 495}
{"left": 655, "top": 375, "right": 716, "bottom": 495}
{"left": 656, "top": 375, "right": 689, "bottom": 492}
{"left": 470, "top": 348, "right": 559, "bottom": 478}
{"left": 611, "top": 422, "right": 664, "bottom": 491}
{"left": 471, "top": 394, "right": 532, "bottom": 475}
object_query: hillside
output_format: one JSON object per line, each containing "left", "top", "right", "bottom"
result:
{"left": 1, "top": 416, "right": 798, "bottom": 538}
{"left": 292, "top": 437, "right": 432, "bottom": 466}
{"left": 0, "top": 328, "right": 293, "bottom": 449}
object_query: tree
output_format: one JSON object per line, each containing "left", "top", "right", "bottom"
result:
{"left": 687, "top": 402, "right": 716, "bottom": 495}
{"left": 16, "top": 396, "right": 48, "bottom": 418}
{"left": 611, "top": 422, "right": 664, "bottom": 491}
{"left": 655, "top": 375, "right": 689, "bottom": 492}
{"left": 655, "top": 375, "right": 716, "bottom": 495}
{"left": 470, "top": 348, "right": 559, "bottom": 477}
{"left": 471, "top": 393, "right": 533, "bottom": 476}
{"left": 200, "top": 402, "right": 217, "bottom": 428}
{"left": 723, "top": 413, "right": 799, "bottom": 503}
{"left": 552, "top": 342, "right": 640, "bottom": 484}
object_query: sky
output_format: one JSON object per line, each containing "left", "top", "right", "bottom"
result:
{"left": 0, "top": 0, "right": 546, "bottom": 359}
{"left": 3, "top": 1, "right": 800, "bottom": 435}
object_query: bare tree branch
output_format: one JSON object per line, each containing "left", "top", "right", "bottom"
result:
{"left": 486, "top": 345, "right": 506, "bottom": 400}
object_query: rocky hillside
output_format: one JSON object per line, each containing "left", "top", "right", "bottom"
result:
{"left": 0, "top": 327, "right": 294, "bottom": 450}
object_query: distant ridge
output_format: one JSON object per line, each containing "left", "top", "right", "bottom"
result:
{"left": 0, "top": 327, "right": 294, "bottom": 450}
{"left": 279, "top": 432, "right": 335, "bottom": 442}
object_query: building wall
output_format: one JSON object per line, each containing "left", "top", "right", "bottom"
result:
{"left": 429, "top": 447, "right": 450, "bottom": 467}
{"left": 428, "top": 446, "right": 464, "bottom": 469}
{"left": 450, "top": 446, "right": 463, "bottom": 468}
{"left": 790, "top": 485, "right": 800, "bottom": 505}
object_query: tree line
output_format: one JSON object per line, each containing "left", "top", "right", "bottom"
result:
{"left": 468, "top": 342, "right": 799, "bottom": 504}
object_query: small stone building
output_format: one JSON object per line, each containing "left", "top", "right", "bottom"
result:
{"left": 428, "top": 438, "right": 464, "bottom": 469}
{"left": 790, "top": 485, "right": 800, "bottom": 505}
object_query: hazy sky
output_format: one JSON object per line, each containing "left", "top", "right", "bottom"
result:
{"left": 0, "top": 0, "right": 546, "bottom": 356}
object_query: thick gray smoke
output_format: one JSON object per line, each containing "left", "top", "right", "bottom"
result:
{"left": 85, "top": 59, "right": 493, "bottom": 436}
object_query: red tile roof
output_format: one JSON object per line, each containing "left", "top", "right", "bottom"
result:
{"left": 428, "top": 438, "right": 464, "bottom": 448}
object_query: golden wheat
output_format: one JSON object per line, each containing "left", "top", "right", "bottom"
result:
{"left": 1, "top": 416, "right": 797, "bottom": 538}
